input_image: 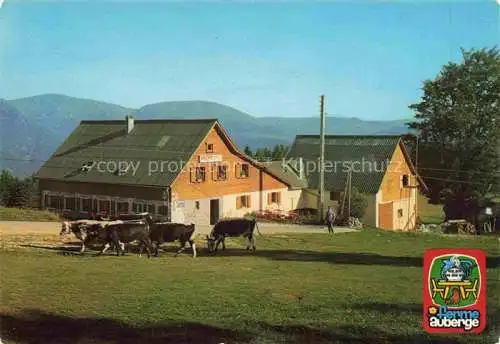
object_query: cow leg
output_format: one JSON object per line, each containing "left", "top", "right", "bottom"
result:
{"left": 190, "top": 240, "right": 197, "bottom": 258}
{"left": 144, "top": 238, "right": 152, "bottom": 259}
{"left": 152, "top": 242, "right": 159, "bottom": 257}
{"left": 98, "top": 242, "right": 111, "bottom": 255}
{"left": 251, "top": 234, "right": 256, "bottom": 251}
{"left": 175, "top": 240, "right": 186, "bottom": 257}
{"left": 222, "top": 237, "right": 226, "bottom": 251}
{"left": 80, "top": 242, "right": 86, "bottom": 254}
{"left": 245, "top": 235, "right": 251, "bottom": 250}
{"left": 214, "top": 236, "right": 223, "bottom": 252}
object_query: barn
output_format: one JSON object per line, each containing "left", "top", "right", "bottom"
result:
{"left": 37, "top": 116, "right": 292, "bottom": 225}
{"left": 273, "top": 135, "right": 428, "bottom": 231}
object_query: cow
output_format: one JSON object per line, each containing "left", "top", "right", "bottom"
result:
{"left": 206, "top": 218, "right": 259, "bottom": 253}
{"left": 59, "top": 220, "right": 124, "bottom": 253}
{"left": 115, "top": 213, "right": 196, "bottom": 258}
{"left": 150, "top": 223, "right": 197, "bottom": 258}
{"left": 97, "top": 220, "right": 153, "bottom": 258}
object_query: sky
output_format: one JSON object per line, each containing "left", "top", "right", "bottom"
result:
{"left": 0, "top": 1, "right": 498, "bottom": 120}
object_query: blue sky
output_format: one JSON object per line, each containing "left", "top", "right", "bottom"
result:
{"left": 1, "top": 1, "right": 498, "bottom": 120}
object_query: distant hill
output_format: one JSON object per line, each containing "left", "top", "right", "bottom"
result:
{"left": 1, "top": 94, "right": 414, "bottom": 177}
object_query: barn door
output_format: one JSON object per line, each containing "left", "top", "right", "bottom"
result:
{"left": 210, "top": 199, "right": 220, "bottom": 225}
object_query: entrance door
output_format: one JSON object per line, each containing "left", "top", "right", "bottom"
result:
{"left": 210, "top": 199, "right": 220, "bottom": 225}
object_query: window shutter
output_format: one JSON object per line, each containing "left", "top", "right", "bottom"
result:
{"left": 189, "top": 168, "right": 194, "bottom": 183}
{"left": 236, "top": 196, "right": 241, "bottom": 209}
{"left": 267, "top": 193, "right": 271, "bottom": 205}
{"left": 248, "top": 195, "right": 251, "bottom": 208}
{"left": 277, "top": 192, "right": 281, "bottom": 204}
{"left": 212, "top": 165, "right": 216, "bottom": 181}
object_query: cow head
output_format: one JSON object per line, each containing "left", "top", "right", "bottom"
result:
{"left": 60, "top": 221, "right": 72, "bottom": 236}
{"left": 206, "top": 235, "right": 217, "bottom": 252}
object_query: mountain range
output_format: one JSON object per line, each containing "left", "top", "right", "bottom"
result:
{"left": 0, "top": 94, "right": 414, "bottom": 178}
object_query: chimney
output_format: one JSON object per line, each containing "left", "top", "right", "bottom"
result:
{"left": 126, "top": 115, "right": 134, "bottom": 134}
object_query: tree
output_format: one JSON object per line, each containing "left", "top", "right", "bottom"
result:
{"left": 0, "top": 169, "right": 35, "bottom": 207}
{"left": 339, "top": 187, "right": 368, "bottom": 220}
{"left": 243, "top": 145, "right": 253, "bottom": 157}
{"left": 407, "top": 47, "right": 500, "bottom": 220}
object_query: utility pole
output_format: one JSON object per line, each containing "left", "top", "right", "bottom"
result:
{"left": 347, "top": 170, "right": 352, "bottom": 218}
{"left": 318, "top": 95, "right": 326, "bottom": 223}
{"left": 415, "top": 134, "right": 419, "bottom": 230}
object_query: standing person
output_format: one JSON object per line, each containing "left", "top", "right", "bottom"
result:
{"left": 326, "top": 206, "right": 335, "bottom": 233}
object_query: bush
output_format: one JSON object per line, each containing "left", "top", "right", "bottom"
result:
{"left": 338, "top": 187, "right": 368, "bottom": 219}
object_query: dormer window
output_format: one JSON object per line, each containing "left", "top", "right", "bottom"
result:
{"left": 206, "top": 143, "right": 214, "bottom": 153}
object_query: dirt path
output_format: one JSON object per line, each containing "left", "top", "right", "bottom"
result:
{"left": 0, "top": 220, "right": 358, "bottom": 250}
{"left": 0, "top": 221, "right": 357, "bottom": 236}
{"left": 0, "top": 221, "right": 60, "bottom": 235}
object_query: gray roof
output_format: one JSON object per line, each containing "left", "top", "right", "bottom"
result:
{"left": 286, "top": 135, "right": 403, "bottom": 194}
{"left": 38, "top": 119, "right": 216, "bottom": 186}
{"left": 264, "top": 161, "right": 308, "bottom": 189}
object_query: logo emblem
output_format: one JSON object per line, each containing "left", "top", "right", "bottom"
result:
{"left": 423, "top": 249, "right": 486, "bottom": 333}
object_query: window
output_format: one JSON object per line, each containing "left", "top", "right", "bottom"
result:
{"left": 147, "top": 204, "right": 155, "bottom": 214}
{"left": 216, "top": 164, "right": 227, "bottom": 181}
{"left": 133, "top": 202, "right": 146, "bottom": 213}
{"left": 110, "top": 201, "right": 117, "bottom": 215}
{"left": 402, "top": 174, "right": 409, "bottom": 187}
{"left": 206, "top": 143, "right": 214, "bottom": 153}
{"left": 195, "top": 167, "right": 206, "bottom": 182}
{"left": 268, "top": 192, "right": 281, "bottom": 205}
{"left": 238, "top": 163, "right": 249, "bottom": 178}
{"left": 99, "top": 200, "right": 110, "bottom": 213}
{"left": 117, "top": 202, "right": 129, "bottom": 214}
{"left": 330, "top": 191, "right": 341, "bottom": 201}
{"left": 236, "top": 195, "right": 251, "bottom": 209}
{"left": 65, "top": 197, "right": 76, "bottom": 211}
{"left": 158, "top": 205, "right": 168, "bottom": 215}
{"left": 195, "top": 201, "right": 200, "bottom": 210}
{"left": 49, "top": 195, "right": 62, "bottom": 209}
{"left": 81, "top": 198, "right": 92, "bottom": 212}
{"left": 398, "top": 209, "right": 403, "bottom": 218}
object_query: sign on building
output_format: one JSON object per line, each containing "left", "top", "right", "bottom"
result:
{"left": 199, "top": 154, "right": 222, "bottom": 163}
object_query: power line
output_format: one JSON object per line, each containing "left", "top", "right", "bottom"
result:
{"left": 421, "top": 175, "right": 490, "bottom": 186}
{"left": 417, "top": 167, "right": 500, "bottom": 175}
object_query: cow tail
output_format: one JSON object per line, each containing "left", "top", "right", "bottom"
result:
{"left": 255, "top": 221, "right": 264, "bottom": 237}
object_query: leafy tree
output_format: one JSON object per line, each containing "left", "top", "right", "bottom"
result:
{"left": 339, "top": 187, "right": 368, "bottom": 219}
{"left": 0, "top": 169, "right": 35, "bottom": 207}
{"left": 407, "top": 47, "right": 500, "bottom": 220}
{"left": 243, "top": 145, "right": 253, "bottom": 157}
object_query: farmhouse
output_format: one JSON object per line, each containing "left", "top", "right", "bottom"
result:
{"left": 269, "top": 135, "right": 427, "bottom": 231}
{"left": 37, "top": 116, "right": 292, "bottom": 225}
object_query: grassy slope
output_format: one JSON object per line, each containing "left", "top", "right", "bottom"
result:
{"left": 0, "top": 206, "right": 60, "bottom": 222}
{"left": 1, "top": 230, "right": 498, "bottom": 344}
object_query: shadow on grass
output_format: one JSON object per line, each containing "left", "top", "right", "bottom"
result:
{"left": 18, "top": 243, "right": 195, "bottom": 258}
{"left": 0, "top": 309, "right": 251, "bottom": 344}
{"left": 0, "top": 309, "right": 482, "bottom": 344}
{"left": 18, "top": 243, "right": 500, "bottom": 268}
{"left": 206, "top": 248, "right": 425, "bottom": 267}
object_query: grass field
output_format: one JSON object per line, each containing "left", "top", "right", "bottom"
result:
{"left": 1, "top": 228, "right": 498, "bottom": 344}
{"left": 0, "top": 206, "right": 61, "bottom": 222}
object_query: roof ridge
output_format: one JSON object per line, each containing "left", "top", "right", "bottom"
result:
{"left": 295, "top": 134, "right": 403, "bottom": 138}
{"left": 80, "top": 118, "right": 219, "bottom": 124}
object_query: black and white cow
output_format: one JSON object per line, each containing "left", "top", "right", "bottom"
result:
{"left": 97, "top": 220, "right": 153, "bottom": 258}
{"left": 206, "top": 218, "right": 259, "bottom": 253}
{"left": 59, "top": 220, "right": 120, "bottom": 253}
{"left": 149, "top": 223, "right": 197, "bottom": 258}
